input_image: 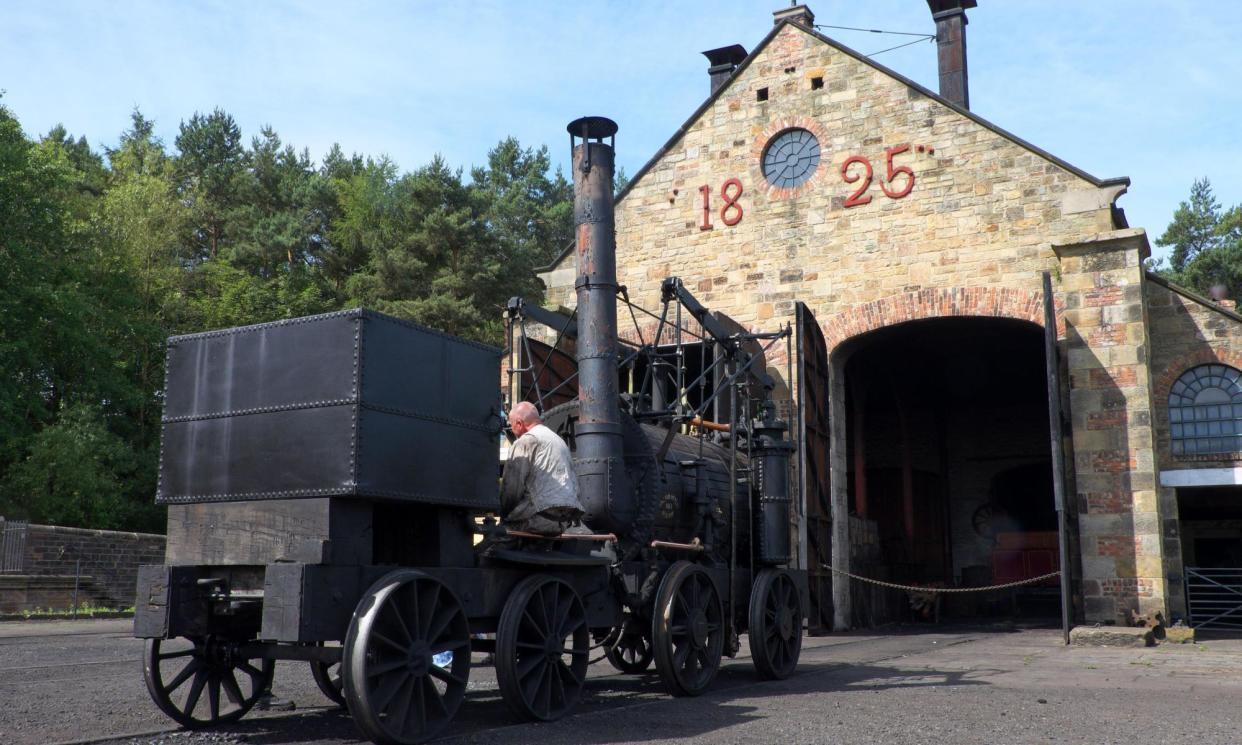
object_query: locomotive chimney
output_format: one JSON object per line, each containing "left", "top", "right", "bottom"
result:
{"left": 567, "top": 116, "right": 633, "bottom": 533}
{"left": 927, "top": 0, "right": 976, "bottom": 109}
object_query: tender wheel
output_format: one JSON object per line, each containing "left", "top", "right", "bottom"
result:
{"left": 310, "top": 644, "right": 345, "bottom": 707}
{"left": 342, "top": 570, "right": 471, "bottom": 745}
{"left": 652, "top": 561, "right": 724, "bottom": 697}
{"left": 143, "top": 636, "right": 274, "bottom": 728}
{"left": 604, "top": 617, "right": 653, "bottom": 674}
{"left": 748, "top": 569, "right": 803, "bottom": 680}
{"left": 496, "top": 575, "right": 590, "bottom": 721}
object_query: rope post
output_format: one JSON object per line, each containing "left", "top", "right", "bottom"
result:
{"left": 72, "top": 559, "right": 81, "bottom": 619}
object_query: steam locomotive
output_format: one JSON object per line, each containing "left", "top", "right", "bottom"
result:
{"left": 134, "top": 117, "right": 807, "bottom": 745}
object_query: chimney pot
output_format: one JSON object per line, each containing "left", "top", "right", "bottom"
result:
{"left": 702, "top": 44, "right": 749, "bottom": 95}
{"left": 926, "top": 0, "right": 976, "bottom": 109}
{"left": 773, "top": 4, "right": 816, "bottom": 29}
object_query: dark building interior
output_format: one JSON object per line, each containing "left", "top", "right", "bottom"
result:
{"left": 842, "top": 317, "right": 1060, "bottom": 619}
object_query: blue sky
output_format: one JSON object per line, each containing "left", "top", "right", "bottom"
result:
{"left": 3, "top": 1, "right": 1240, "bottom": 261}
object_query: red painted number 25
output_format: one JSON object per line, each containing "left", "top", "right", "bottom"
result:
{"left": 841, "top": 144, "right": 915, "bottom": 207}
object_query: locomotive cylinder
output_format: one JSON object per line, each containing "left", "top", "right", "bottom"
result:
{"left": 568, "top": 116, "right": 633, "bottom": 533}
{"left": 752, "top": 402, "right": 794, "bottom": 565}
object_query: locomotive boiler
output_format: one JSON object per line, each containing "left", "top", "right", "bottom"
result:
{"left": 134, "top": 116, "right": 806, "bottom": 745}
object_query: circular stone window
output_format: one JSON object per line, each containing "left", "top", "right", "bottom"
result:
{"left": 762, "top": 128, "right": 821, "bottom": 189}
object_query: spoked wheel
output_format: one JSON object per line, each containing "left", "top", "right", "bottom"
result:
{"left": 652, "top": 561, "right": 724, "bottom": 697}
{"left": 342, "top": 570, "right": 471, "bottom": 745}
{"left": 143, "top": 636, "right": 274, "bottom": 728}
{"left": 748, "top": 569, "right": 803, "bottom": 680}
{"left": 310, "top": 644, "right": 345, "bottom": 707}
{"left": 604, "top": 617, "right": 653, "bottom": 674}
{"left": 496, "top": 575, "right": 590, "bottom": 721}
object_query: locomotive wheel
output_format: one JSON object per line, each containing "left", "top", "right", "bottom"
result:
{"left": 310, "top": 644, "right": 345, "bottom": 707}
{"left": 652, "top": 561, "right": 724, "bottom": 697}
{"left": 604, "top": 618, "right": 653, "bottom": 674}
{"left": 748, "top": 569, "right": 803, "bottom": 680}
{"left": 342, "top": 570, "right": 471, "bottom": 745}
{"left": 143, "top": 636, "right": 274, "bottom": 729}
{"left": 496, "top": 575, "right": 590, "bottom": 721}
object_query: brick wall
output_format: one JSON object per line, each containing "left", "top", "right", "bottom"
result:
{"left": 6, "top": 521, "right": 165, "bottom": 608}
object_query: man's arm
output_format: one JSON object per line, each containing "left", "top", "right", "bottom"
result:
{"left": 499, "top": 437, "right": 533, "bottom": 516}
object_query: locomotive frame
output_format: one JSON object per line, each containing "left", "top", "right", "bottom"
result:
{"left": 134, "top": 117, "right": 808, "bottom": 745}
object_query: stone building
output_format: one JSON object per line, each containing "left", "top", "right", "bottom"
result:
{"left": 535, "top": 3, "right": 1242, "bottom": 629}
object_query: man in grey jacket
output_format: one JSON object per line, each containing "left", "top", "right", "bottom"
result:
{"left": 500, "top": 401, "right": 585, "bottom": 535}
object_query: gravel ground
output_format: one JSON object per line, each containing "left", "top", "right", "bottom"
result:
{"left": 5, "top": 619, "right": 1242, "bottom": 745}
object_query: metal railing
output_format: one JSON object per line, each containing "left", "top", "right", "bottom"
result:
{"left": 1185, "top": 567, "right": 1242, "bottom": 629}
{"left": 1, "top": 519, "right": 29, "bottom": 573}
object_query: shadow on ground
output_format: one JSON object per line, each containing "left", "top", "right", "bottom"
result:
{"left": 152, "top": 655, "right": 999, "bottom": 745}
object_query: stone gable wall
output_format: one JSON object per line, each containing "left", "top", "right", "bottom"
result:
{"left": 543, "top": 24, "right": 1118, "bottom": 342}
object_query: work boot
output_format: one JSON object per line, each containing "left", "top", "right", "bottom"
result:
{"left": 255, "top": 691, "right": 296, "bottom": 711}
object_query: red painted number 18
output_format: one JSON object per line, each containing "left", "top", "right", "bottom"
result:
{"left": 700, "top": 178, "right": 744, "bottom": 230}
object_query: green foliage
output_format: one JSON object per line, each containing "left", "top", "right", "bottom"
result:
{"left": 1150, "top": 179, "right": 1242, "bottom": 301}
{"left": 0, "top": 405, "right": 158, "bottom": 531}
{"left": 0, "top": 102, "right": 571, "bottom": 531}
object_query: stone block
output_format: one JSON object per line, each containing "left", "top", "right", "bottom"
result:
{"left": 1069, "top": 625, "right": 1154, "bottom": 647}
{"left": 1163, "top": 626, "right": 1195, "bottom": 644}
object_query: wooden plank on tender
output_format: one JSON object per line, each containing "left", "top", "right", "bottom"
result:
{"left": 166, "top": 498, "right": 371, "bottom": 566}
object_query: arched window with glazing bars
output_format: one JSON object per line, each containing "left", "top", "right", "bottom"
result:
{"left": 1169, "top": 364, "right": 1242, "bottom": 456}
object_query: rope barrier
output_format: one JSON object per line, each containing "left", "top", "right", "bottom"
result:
{"left": 820, "top": 564, "right": 1061, "bottom": 594}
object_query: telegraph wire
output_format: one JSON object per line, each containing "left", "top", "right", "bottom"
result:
{"left": 866, "top": 36, "right": 937, "bottom": 57}
{"left": 812, "top": 22, "right": 937, "bottom": 58}
{"left": 815, "top": 23, "right": 934, "bottom": 38}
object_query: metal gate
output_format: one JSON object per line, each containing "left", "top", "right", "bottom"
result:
{"left": 796, "top": 302, "right": 833, "bottom": 633}
{"left": 1, "top": 519, "right": 28, "bottom": 572}
{"left": 1185, "top": 567, "right": 1242, "bottom": 629}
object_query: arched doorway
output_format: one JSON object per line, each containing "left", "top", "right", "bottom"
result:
{"left": 838, "top": 316, "right": 1062, "bottom": 622}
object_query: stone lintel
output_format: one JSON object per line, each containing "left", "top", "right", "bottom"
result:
{"left": 1160, "top": 467, "right": 1242, "bottom": 487}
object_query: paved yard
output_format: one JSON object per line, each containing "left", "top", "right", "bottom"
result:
{"left": 3, "top": 619, "right": 1241, "bottom": 745}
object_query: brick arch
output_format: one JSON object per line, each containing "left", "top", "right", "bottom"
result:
{"left": 1153, "top": 347, "right": 1242, "bottom": 402}
{"left": 821, "top": 287, "right": 1061, "bottom": 352}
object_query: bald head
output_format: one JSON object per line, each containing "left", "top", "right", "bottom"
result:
{"left": 509, "top": 401, "right": 542, "bottom": 437}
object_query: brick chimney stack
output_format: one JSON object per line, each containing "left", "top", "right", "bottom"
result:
{"left": 773, "top": 4, "right": 816, "bottom": 29}
{"left": 927, "top": 0, "right": 977, "bottom": 109}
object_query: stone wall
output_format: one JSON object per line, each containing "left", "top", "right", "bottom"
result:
{"left": 543, "top": 22, "right": 1121, "bottom": 335}
{"left": 1147, "top": 279, "right": 1242, "bottom": 468}
{"left": 539, "top": 20, "right": 1150, "bottom": 626}
{"left": 1145, "top": 279, "right": 1242, "bottom": 617}
{"left": 2, "top": 520, "right": 165, "bottom": 609}
{"left": 1054, "top": 233, "right": 1164, "bottom": 623}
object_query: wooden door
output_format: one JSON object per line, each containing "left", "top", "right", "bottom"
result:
{"left": 797, "top": 302, "right": 833, "bottom": 632}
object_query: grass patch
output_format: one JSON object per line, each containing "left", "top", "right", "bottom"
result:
{"left": 9, "top": 604, "right": 134, "bottom": 620}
